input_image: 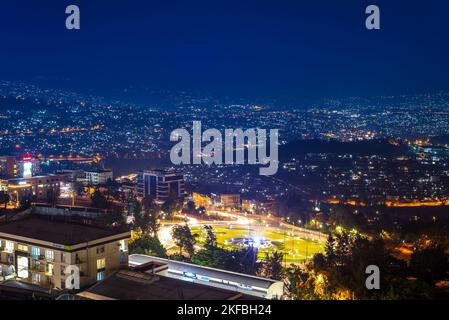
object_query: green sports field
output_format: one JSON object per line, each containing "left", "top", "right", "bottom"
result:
{"left": 191, "top": 225, "right": 324, "bottom": 263}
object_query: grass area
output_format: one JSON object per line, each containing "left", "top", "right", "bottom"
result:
{"left": 191, "top": 225, "right": 324, "bottom": 263}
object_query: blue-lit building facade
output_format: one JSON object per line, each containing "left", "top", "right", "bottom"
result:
{"left": 137, "top": 170, "right": 185, "bottom": 203}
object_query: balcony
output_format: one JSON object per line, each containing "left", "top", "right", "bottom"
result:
{"left": 0, "top": 252, "right": 14, "bottom": 266}
{"left": 45, "top": 270, "right": 54, "bottom": 277}
{"left": 31, "top": 254, "right": 46, "bottom": 261}
{"left": 0, "top": 247, "right": 14, "bottom": 254}
{"left": 74, "top": 257, "right": 87, "bottom": 265}
{"left": 30, "top": 263, "right": 46, "bottom": 273}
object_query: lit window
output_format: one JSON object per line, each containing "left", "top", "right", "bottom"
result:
{"left": 33, "top": 273, "right": 41, "bottom": 285}
{"left": 96, "top": 258, "right": 106, "bottom": 270}
{"left": 5, "top": 241, "right": 14, "bottom": 253}
{"left": 96, "top": 271, "right": 105, "bottom": 281}
{"left": 46, "top": 250, "right": 54, "bottom": 261}
{"left": 119, "top": 240, "right": 128, "bottom": 252}
{"left": 31, "top": 247, "right": 41, "bottom": 259}
{"left": 46, "top": 263, "right": 54, "bottom": 276}
{"left": 17, "top": 244, "right": 28, "bottom": 252}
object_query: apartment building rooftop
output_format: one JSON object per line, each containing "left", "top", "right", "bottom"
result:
{"left": 78, "top": 270, "right": 260, "bottom": 300}
{"left": 0, "top": 216, "right": 129, "bottom": 246}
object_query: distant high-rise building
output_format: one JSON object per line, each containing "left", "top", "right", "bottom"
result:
{"left": 137, "top": 170, "right": 185, "bottom": 203}
{"left": 0, "top": 156, "right": 17, "bottom": 178}
{"left": 0, "top": 155, "right": 40, "bottom": 179}
{"left": 17, "top": 155, "right": 40, "bottom": 178}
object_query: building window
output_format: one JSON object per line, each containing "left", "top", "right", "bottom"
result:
{"left": 96, "top": 258, "right": 106, "bottom": 270}
{"left": 46, "top": 250, "right": 54, "bottom": 262}
{"left": 5, "top": 241, "right": 14, "bottom": 253}
{"left": 17, "top": 244, "right": 28, "bottom": 252}
{"left": 32, "top": 273, "right": 41, "bottom": 285}
{"left": 119, "top": 252, "right": 126, "bottom": 265}
{"left": 119, "top": 240, "right": 128, "bottom": 252}
{"left": 46, "top": 263, "right": 54, "bottom": 276}
{"left": 96, "top": 246, "right": 105, "bottom": 254}
{"left": 31, "top": 247, "right": 41, "bottom": 259}
{"left": 96, "top": 271, "right": 105, "bottom": 281}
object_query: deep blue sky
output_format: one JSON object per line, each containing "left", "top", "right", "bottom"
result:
{"left": 1, "top": 0, "right": 448, "bottom": 103}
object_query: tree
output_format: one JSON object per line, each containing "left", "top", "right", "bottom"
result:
{"left": 312, "top": 253, "right": 327, "bottom": 271}
{"left": 382, "top": 278, "right": 434, "bottom": 300}
{"left": 222, "top": 246, "right": 259, "bottom": 275}
{"left": 203, "top": 225, "right": 217, "bottom": 248}
{"left": 91, "top": 190, "right": 109, "bottom": 209}
{"left": 134, "top": 196, "right": 161, "bottom": 237}
{"left": 72, "top": 181, "right": 85, "bottom": 196}
{"left": 285, "top": 266, "right": 317, "bottom": 300}
{"left": 95, "top": 206, "right": 126, "bottom": 228}
{"left": 128, "top": 197, "right": 142, "bottom": 218}
{"left": 410, "top": 246, "right": 449, "bottom": 284}
{"left": 142, "top": 196, "right": 158, "bottom": 212}
{"left": 198, "top": 206, "right": 206, "bottom": 218}
{"left": 324, "top": 234, "right": 336, "bottom": 265}
{"left": 105, "top": 179, "right": 120, "bottom": 201}
{"left": 171, "top": 224, "right": 196, "bottom": 257}
{"left": 330, "top": 205, "right": 355, "bottom": 229}
{"left": 185, "top": 200, "right": 196, "bottom": 215}
{"left": 19, "top": 194, "right": 33, "bottom": 210}
{"left": 129, "top": 235, "right": 167, "bottom": 258}
{"left": 162, "top": 197, "right": 183, "bottom": 220}
{"left": 259, "top": 251, "right": 285, "bottom": 280}
{"left": 333, "top": 231, "right": 355, "bottom": 266}
{"left": 191, "top": 248, "right": 226, "bottom": 269}
{"left": 0, "top": 191, "right": 10, "bottom": 209}
{"left": 191, "top": 246, "right": 260, "bottom": 275}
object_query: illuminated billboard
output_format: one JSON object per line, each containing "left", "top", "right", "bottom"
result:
{"left": 23, "top": 162, "right": 33, "bottom": 178}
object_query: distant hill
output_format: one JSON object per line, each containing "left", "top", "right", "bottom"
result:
{"left": 0, "top": 96, "right": 50, "bottom": 111}
{"left": 279, "top": 139, "right": 409, "bottom": 160}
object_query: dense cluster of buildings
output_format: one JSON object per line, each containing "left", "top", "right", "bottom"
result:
{"left": 0, "top": 154, "right": 119, "bottom": 207}
{"left": 0, "top": 155, "right": 69, "bottom": 205}
{"left": 2, "top": 81, "right": 449, "bottom": 163}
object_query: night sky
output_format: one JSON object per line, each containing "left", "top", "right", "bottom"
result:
{"left": 1, "top": 0, "right": 448, "bottom": 103}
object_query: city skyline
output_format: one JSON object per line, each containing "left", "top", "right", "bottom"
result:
{"left": 0, "top": 0, "right": 448, "bottom": 304}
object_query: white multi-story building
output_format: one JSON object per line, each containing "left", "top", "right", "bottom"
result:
{"left": 85, "top": 170, "right": 113, "bottom": 186}
{"left": 0, "top": 216, "right": 130, "bottom": 290}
